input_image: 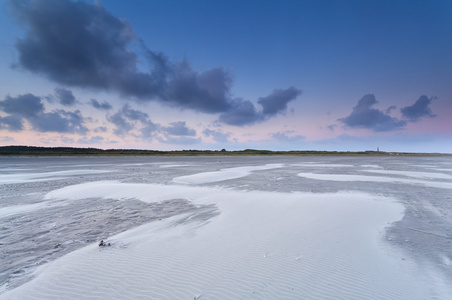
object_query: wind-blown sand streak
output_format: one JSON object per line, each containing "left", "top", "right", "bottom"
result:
{"left": 362, "top": 169, "right": 452, "bottom": 180}
{"left": 297, "top": 172, "right": 452, "bottom": 189}
{"left": 0, "top": 170, "right": 109, "bottom": 184}
{"left": 0, "top": 202, "right": 56, "bottom": 218}
{"left": 290, "top": 163, "right": 353, "bottom": 168}
{"left": 172, "top": 164, "right": 283, "bottom": 184}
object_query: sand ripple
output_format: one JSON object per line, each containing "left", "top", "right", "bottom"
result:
{"left": 3, "top": 186, "right": 447, "bottom": 299}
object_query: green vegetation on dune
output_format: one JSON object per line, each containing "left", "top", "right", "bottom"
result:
{"left": 0, "top": 146, "right": 449, "bottom": 157}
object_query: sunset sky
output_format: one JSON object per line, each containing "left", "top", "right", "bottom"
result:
{"left": 0, "top": 0, "right": 451, "bottom": 152}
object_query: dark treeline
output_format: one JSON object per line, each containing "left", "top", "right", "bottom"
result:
{"left": 0, "top": 146, "right": 448, "bottom": 156}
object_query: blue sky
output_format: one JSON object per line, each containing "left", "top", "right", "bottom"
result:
{"left": 0, "top": 0, "right": 451, "bottom": 152}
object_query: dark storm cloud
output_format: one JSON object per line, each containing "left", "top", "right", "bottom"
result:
{"left": 10, "top": 0, "right": 137, "bottom": 89}
{"left": 166, "top": 63, "right": 232, "bottom": 113}
{"left": 29, "top": 110, "right": 88, "bottom": 134}
{"left": 202, "top": 128, "right": 231, "bottom": 143}
{"left": 54, "top": 87, "right": 76, "bottom": 106}
{"left": 9, "top": 0, "right": 301, "bottom": 122}
{"left": 0, "top": 93, "right": 44, "bottom": 117}
{"left": 257, "top": 87, "right": 301, "bottom": 116}
{"left": 108, "top": 105, "right": 198, "bottom": 142}
{"left": 139, "top": 43, "right": 171, "bottom": 94}
{"left": 120, "top": 104, "right": 149, "bottom": 123}
{"left": 400, "top": 95, "right": 436, "bottom": 122}
{"left": 108, "top": 104, "right": 158, "bottom": 137}
{"left": 90, "top": 99, "right": 112, "bottom": 110}
{"left": 107, "top": 110, "right": 134, "bottom": 136}
{"left": 8, "top": 0, "right": 230, "bottom": 111}
{"left": 338, "top": 94, "right": 406, "bottom": 132}
{"left": 0, "top": 93, "right": 89, "bottom": 134}
{"left": 219, "top": 87, "right": 301, "bottom": 126}
{"left": 158, "top": 120, "right": 200, "bottom": 144}
{"left": 0, "top": 115, "right": 23, "bottom": 131}
{"left": 140, "top": 122, "right": 159, "bottom": 139}
{"left": 218, "top": 99, "right": 262, "bottom": 126}
{"left": 162, "top": 121, "right": 196, "bottom": 136}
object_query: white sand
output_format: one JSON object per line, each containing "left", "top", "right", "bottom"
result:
{"left": 159, "top": 164, "right": 194, "bottom": 168}
{"left": 0, "top": 170, "right": 109, "bottom": 184}
{"left": 172, "top": 164, "right": 283, "bottom": 184}
{"left": 3, "top": 178, "right": 451, "bottom": 299}
{"left": 360, "top": 164, "right": 383, "bottom": 168}
{"left": 0, "top": 202, "right": 53, "bottom": 218}
{"left": 297, "top": 172, "right": 452, "bottom": 189}
{"left": 363, "top": 169, "right": 452, "bottom": 180}
{"left": 291, "top": 163, "right": 353, "bottom": 168}
{"left": 0, "top": 169, "right": 109, "bottom": 217}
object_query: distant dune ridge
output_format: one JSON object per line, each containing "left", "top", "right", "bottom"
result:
{"left": 0, "top": 145, "right": 450, "bottom": 156}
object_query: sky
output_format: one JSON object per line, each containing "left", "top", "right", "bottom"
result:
{"left": 0, "top": 0, "right": 451, "bottom": 152}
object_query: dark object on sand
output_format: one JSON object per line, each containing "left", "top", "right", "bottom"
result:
{"left": 98, "top": 240, "right": 111, "bottom": 247}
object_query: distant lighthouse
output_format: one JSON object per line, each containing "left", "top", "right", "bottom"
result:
{"left": 377, "top": 147, "right": 379, "bottom": 152}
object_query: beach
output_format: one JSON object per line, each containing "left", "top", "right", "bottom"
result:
{"left": 1, "top": 156, "right": 451, "bottom": 299}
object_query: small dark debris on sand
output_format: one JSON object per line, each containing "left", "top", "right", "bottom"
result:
{"left": 98, "top": 240, "right": 111, "bottom": 247}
